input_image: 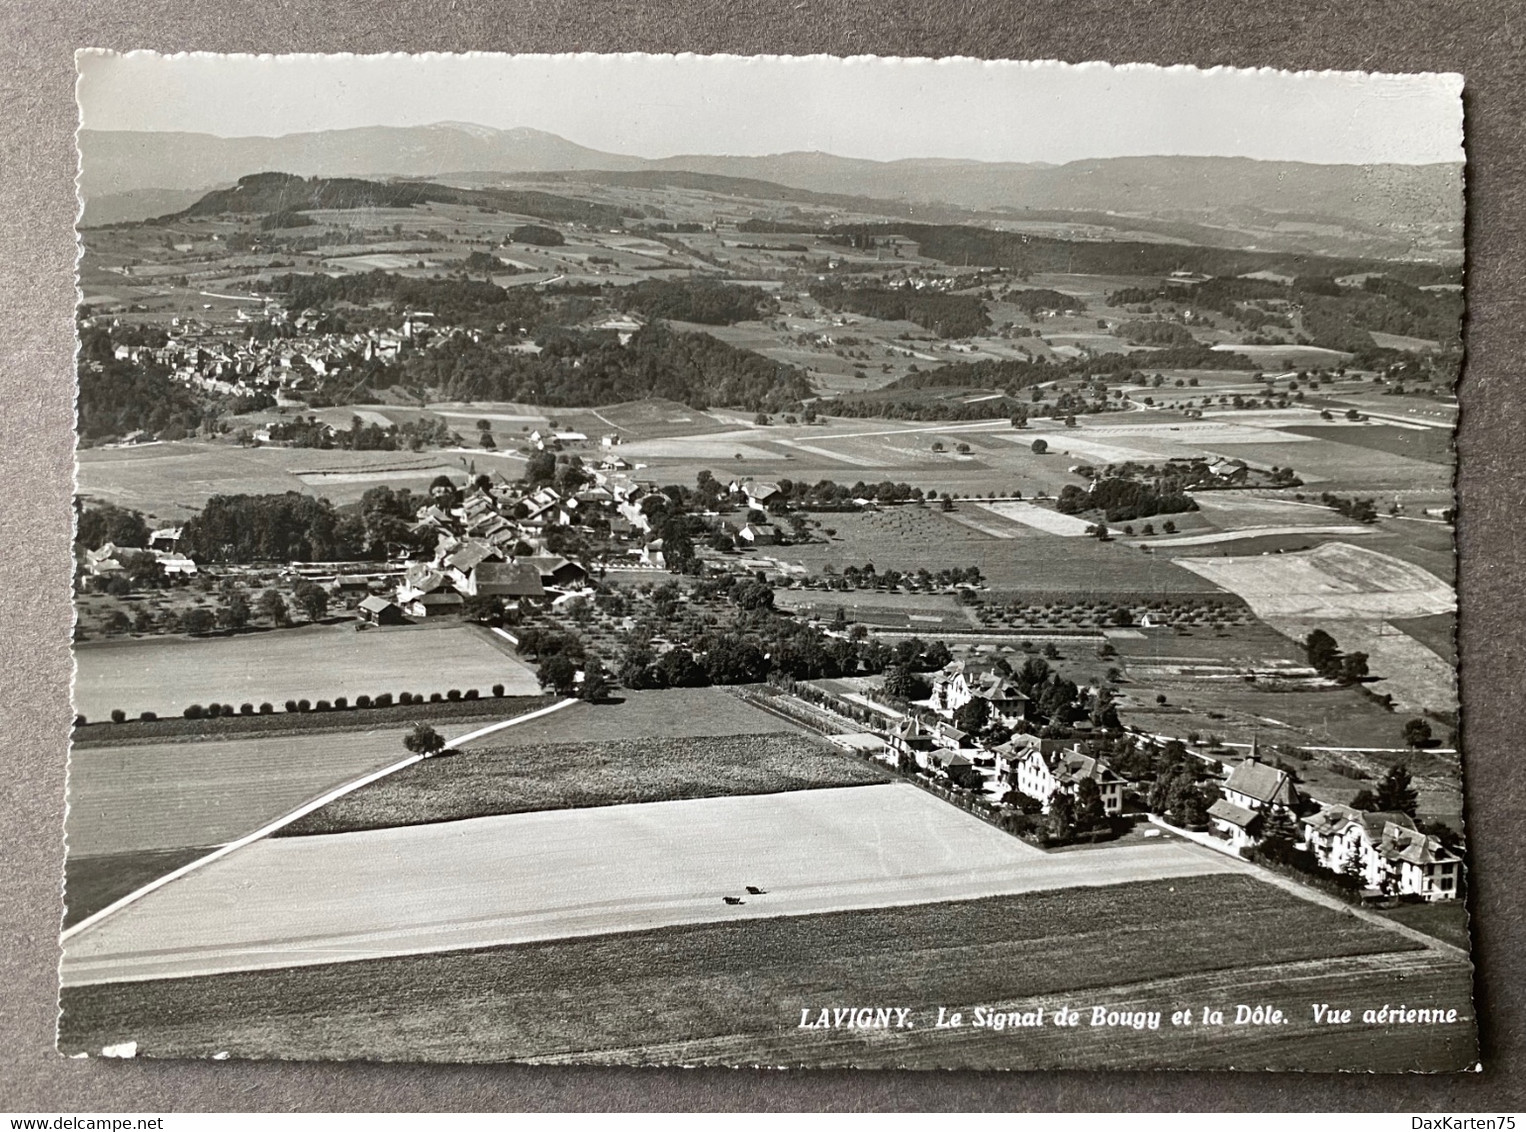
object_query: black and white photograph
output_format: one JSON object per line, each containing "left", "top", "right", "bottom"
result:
{"left": 59, "top": 50, "right": 1472, "bottom": 1071}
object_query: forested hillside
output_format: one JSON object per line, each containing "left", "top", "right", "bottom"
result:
{"left": 168, "top": 172, "right": 631, "bottom": 227}
{"left": 390, "top": 323, "right": 813, "bottom": 412}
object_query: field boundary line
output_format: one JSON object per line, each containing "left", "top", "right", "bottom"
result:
{"left": 449, "top": 697, "right": 578, "bottom": 747}
{"left": 60, "top": 698, "right": 578, "bottom": 943}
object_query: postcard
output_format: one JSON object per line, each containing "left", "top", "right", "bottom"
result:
{"left": 60, "top": 51, "right": 1472, "bottom": 1070}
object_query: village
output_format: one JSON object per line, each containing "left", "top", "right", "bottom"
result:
{"left": 74, "top": 445, "right": 1465, "bottom": 910}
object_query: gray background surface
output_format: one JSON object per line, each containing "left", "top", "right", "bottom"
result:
{"left": 3, "top": 0, "right": 1522, "bottom": 1111}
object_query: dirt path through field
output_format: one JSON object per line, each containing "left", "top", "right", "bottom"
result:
{"left": 62, "top": 783, "right": 1239, "bottom": 987}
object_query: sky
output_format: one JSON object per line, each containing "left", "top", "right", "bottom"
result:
{"left": 76, "top": 52, "right": 1464, "bottom": 166}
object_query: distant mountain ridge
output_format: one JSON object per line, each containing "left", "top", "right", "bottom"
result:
{"left": 78, "top": 123, "right": 1462, "bottom": 241}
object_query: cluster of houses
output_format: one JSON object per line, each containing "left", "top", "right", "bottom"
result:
{"left": 886, "top": 660, "right": 1125, "bottom": 818}
{"left": 78, "top": 526, "right": 198, "bottom": 580}
{"left": 878, "top": 656, "right": 1462, "bottom": 901}
{"left": 372, "top": 470, "right": 666, "bottom": 620}
{"left": 81, "top": 307, "right": 472, "bottom": 404}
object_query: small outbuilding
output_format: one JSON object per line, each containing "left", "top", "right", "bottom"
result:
{"left": 357, "top": 595, "right": 406, "bottom": 625}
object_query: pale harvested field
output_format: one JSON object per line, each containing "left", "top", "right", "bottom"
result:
{"left": 976, "top": 500, "right": 1095, "bottom": 537}
{"left": 991, "top": 432, "right": 1159, "bottom": 465}
{"left": 1191, "top": 493, "right": 1364, "bottom": 529}
{"left": 617, "top": 434, "right": 780, "bottom": 461}
{"left": 61, "top": 783, "right": 1238, "bottom": 986}
{"left": 1175, "top": 544, "right": 1456, "bottom": 712}
{"left": 59, "top": 877, "right": 1471, "bottom": 1069}
{"left": 1174, "top": 543, "right": 1454, "bottom": 620}
{"left": 74, "top": 624, "right": 539, "bottom": 722}
{"left": 1134, "top": 525, "right": 1371, "bottom": 548}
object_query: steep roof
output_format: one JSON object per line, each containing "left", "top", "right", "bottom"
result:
{"left": 1055, "top": 751, "right": 1123, "bottom": 787}
{"left": 1208, "top": 798, "right": 1260, "bottom": 830}
{"left": 446, "top": 540, "right": 500, "bottom": 573}
{"left": 1379, "top": 823, "right": 1461, "bottom": 867}
{"left": 1224, "top": 758, "right": 1298, "bottom": 807}
{"left": 473, "top": 561, "right": 545, "bottom": 598}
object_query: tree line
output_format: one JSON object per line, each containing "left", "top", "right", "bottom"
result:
{"left": 809, "top": 282, "right": 991, "bottom": 339}
{"left": 391, "top": 322, "right": 814, "bottom": 413}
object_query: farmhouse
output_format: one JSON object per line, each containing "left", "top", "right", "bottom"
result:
{"left": 739, "top": 480, "right": 782, "bottom": 508}
{"left": 519, "top": 555, "right": 588, "bottom": 589}
{"left": 1303, "top": 804, "right": 1464, "bottom": 901}
{"left": 155, "top": 552, "right": 198, "bottom": 576}
{"left": 469, "top": 561, "right": 545, "bottom": 600}
{"left": 406, "top": 590, "right": 465, "bottom": 618}
{"left": 737, "top": 522, "right": 780, "bottom": 547}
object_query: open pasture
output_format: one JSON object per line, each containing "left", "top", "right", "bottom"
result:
{"left": 1199, "top": 439, "right": 1448, "bottom": 491}
{"left": 60, "top": 783, "right": 1241, "bottom": 987}
{"left": 1117, "top": 677, "right": 1419, "bottom": 752}
{"left": 1267, "top": 616, "right": 1457, "bottom": 717}
{"left": 65, "top": 727, "right": 415, "bottom": 858}
{"left": 58, "top": 874, "right": 1473, "bottom": 1070}
{"left": 1282, "top": 423, "right": 1455, "bottom": 465}
{"left": 1175, "top": 542, "right": 1453, "bottom": 621}
{"left": 1190, "top": 492, "right": 1366, "bottom": 530}
{"left": 786, "top": 506, "right": 1224, "bottom": 595}
{"left": 74, "top": 623, "right": 539, "bottom": 722}
{"left": 76, "top": 441, "right": 483, "bottom": 518}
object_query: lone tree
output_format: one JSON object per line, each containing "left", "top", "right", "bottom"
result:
{"left": 1375, "top": 763, "right": 1420, "bottom": 818}
{"left": 1031, "top": 438, "right": 1048, "bottom": 455}
{"left": 882, "top": 664, "right": 921, "bottom": 701}
{"left": 538, "top": 654, "right": 579, "bottom": 696}
{"left": 1304, "top": 628, "right": 1343, "bottom": 678}
{"left": 1339, "top": 650, "right": 1369, "bottom": 685}
{"left": 257, "top": 588, "right": 289, "bottom": 626}
{"left": 403, "top": 723, "right": 447, "bottom": 758}
{"left": 293, "top": 581, "right": 329, "bottom": 623}
{"left": 1402, "top": 717, "right": 1433, "bottom": 749}
{"left": 953, "top": 695, "right": 991, "bottom": 736}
